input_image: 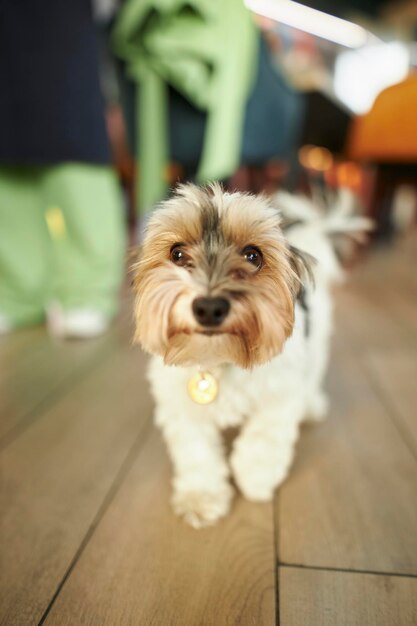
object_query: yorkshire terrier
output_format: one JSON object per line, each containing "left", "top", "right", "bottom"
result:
{"left": 132, "top": 183, "right": 370, "bottom": 528}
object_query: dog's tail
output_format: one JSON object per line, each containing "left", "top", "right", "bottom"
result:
{"left": 274, "top": 188, "right": 373, "bottom": 282}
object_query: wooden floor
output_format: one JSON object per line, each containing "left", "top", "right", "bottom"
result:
{"left": 1, "top": 235, "right": 417, "bottom": 626}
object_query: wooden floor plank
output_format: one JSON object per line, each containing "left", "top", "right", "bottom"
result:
{"left": 366, "top": 349, "right": 417, "bottom": 455}
{"left": 44, "top": 428, "right": 276, "bottom": 626}
{"left": 347, "top": 241, "right": 417, "bottom": 344}
{"left": 334, "top": 286, "right": 417, "bottom": 353}
{"left": 361, "top": 236, "right": 417, "bottom": 303}
{"left": 0, "top": 346, "right": 151, "bottom": 626}
{"left": 0, "top": 308, "right": 132, "bottom": 447}
{"left": 0, "top": 324, "right": 46, "bottom": 368}
{"left": 354, "top": 279, "right": 417, "bottom": 344}
{"left": 277, "top": 339, "right": 417, "bottom": 574}
{"left": 279, "top": 566, "right": 417, "bottom": 626}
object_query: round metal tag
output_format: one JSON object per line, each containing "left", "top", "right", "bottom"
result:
{"left": 187, "top": 371, "right": 218, "bottom": 405}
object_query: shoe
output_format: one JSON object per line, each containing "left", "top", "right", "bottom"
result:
{"left": 46, "top": 302, "right": 110, "bottom": 339}
{"left": 0, "top": 314, "right": 12, "bottom": 334}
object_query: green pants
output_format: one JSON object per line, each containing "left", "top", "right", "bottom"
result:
{"left": 0, "top": 164, "right": 126, "bottom": 328}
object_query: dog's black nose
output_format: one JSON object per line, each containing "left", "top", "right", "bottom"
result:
{"left": 192, "top": 297, "right": 230, "bottom": 327}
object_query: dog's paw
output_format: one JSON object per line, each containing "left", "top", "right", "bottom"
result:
{"left": 172, "top": 482, "right": 234, "bottom": 529}
{"left": 305, "top": 391, "right": 329, "bottom": 423}
{"left": 232, "top": 467, "right": 277, "bottom": 502}
{"left": 231, "top": 452, "right": 289, "bottom": 502}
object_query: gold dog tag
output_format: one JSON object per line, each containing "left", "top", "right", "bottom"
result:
{"left": 187, "top": 371, "right": 218, "bottom": 405}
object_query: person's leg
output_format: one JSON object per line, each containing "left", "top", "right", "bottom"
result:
{"left": 43, "top": 163, "right": 126, "bottom": 336}
{"left": 0, "top": 167, "right": 49, "bottom": 330}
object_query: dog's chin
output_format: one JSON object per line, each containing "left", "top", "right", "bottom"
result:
{"left": 161, "top": 328, "right": 285, "bottom": 368}
{"left": 162, "top": 330, "right": 254, "bottom": 368}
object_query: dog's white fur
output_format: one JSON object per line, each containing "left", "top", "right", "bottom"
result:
{"left": 138, "top": 187, "right": 370, "bottom": 528}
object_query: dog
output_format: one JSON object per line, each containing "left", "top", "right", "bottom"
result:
{"left": 132, "top": 183, "right": 370, "bottom": 528}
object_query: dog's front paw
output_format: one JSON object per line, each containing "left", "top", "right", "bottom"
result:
{"left": 232, "top": 466, "right": 276, "bottom": 502}
{"left": 172, "top": 482, "right": 234, "bottom": 529}
{"left": 231, "top": 450, "right": 290, "bottom": 502}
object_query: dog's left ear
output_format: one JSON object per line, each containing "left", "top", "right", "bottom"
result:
{"left": 288, "top": 245, "right": 316, "bottom": 296}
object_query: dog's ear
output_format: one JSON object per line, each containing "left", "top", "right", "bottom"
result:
{"left": 288, "top": 245, "right": 316, "bottom": 296}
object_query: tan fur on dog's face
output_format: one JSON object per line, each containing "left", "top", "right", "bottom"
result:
{"left": 133, "top": 183, "right": 310, "bottom": 368}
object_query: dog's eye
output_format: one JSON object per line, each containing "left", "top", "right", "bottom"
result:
{"left": 242, "top": 246, "right": 263, "bottom": 270}
{"left": 170, "top": 245, "right": 190, "bottom": 267}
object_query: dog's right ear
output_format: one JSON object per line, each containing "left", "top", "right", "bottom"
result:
{"left": 288, "top": 245, "right": 316, "bottom": 297}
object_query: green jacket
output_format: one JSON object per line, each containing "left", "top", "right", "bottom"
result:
{"left": 112, "top": 0, "right": 257, "bottom": 212}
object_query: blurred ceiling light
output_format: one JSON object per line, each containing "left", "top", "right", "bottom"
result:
{"left": 299, "top": 145, "right": 333, "bottom": 171}
{"left": 244, "top": 0, "right": 374, "bottom": 48}
{"left": 334, "top": 42, "right": 410, "bottom": 114}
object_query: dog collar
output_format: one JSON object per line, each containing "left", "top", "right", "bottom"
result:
{"left": 187, "top": 370, "right": 218, "bottom": 405}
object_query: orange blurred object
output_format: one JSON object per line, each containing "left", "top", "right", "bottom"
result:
{"left": 347, "top": 73, "right": 417, "bottom": 163}
{"left": 335, "top": 162, "right": 362, "bottom": 188}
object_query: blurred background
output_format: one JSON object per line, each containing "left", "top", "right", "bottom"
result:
{"left": 109, "top": 0, "right": 417, "bottom": 236}
{"left": 1, "top": 0, "right": 417, "bottom": 336}
{"left": 1, "top": 3, "right": 417, "bottom": 624}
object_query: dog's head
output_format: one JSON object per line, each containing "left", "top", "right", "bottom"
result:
{"left": 132, "top": 183, "right": 312, "bottom": 368}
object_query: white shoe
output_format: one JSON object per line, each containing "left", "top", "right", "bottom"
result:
{"left": 0, "top": 314, "right": 12, "bottom": 334}
{"left": 47, "top": 303, "right": 110, "bottom": 339}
